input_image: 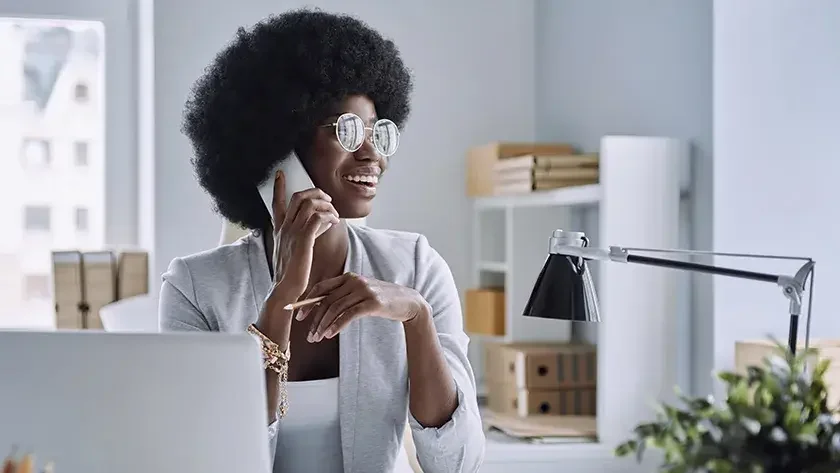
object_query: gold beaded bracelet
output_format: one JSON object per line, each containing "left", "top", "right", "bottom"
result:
{"left": 247, "top": 323, "right": 290, "bottom": 419}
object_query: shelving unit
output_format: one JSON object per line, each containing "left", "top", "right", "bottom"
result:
{"left": 470, "top": 136, "right": 690, "bottom": 472}
{"left": 470, "top": 186, "right": 598, "bottom": 396}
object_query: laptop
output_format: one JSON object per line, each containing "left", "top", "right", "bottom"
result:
{"left": 0, "top": 331, "right": 271, "bottom": 473}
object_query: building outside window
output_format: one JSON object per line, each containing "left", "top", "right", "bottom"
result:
{"left": 21, "top": 138, "right": 51, "bottom": 168}
{"left": 23, "top": 274, "right": 50, "bottom": 300}
{"left": 73, "top": 82, "right": 89, "bottom": 102}
{"left": 74, "top": 140, "right": 88, "bottom": 166}
{"left": 75, "top": 207, "right": 88, "bottom": 231}
{"left": 23, "top": 205, "right": 51, "bottom": 231}
{"left": 0, "top": 16, "right": 108, "bottom": 330}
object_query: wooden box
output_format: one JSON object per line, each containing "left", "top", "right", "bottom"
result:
{"left": 464, "top": 288, "right": 505, "bottom": 336}
{"left": 487, "top": 382, "right": 596, "bottom": 416}
{"left": 466, "top": 142, "right": 575, "bottom": 197}
{"left": 484, "top": 342, "right": 597, "bottom": 390}
{"left": 735, "top": 339, "right": 840, "bottom": 408}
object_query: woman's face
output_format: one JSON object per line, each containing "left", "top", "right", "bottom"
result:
{"left": 301, "top": 95, "right": 388, "bottom": 219}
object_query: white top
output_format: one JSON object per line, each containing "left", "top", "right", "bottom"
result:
{"left": 272, "top": 376, "right": 415, "bottom": 473}
{"left": 274, "top": 377, "right": 344, "bottom": 472}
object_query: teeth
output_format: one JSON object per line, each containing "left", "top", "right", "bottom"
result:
{"left": 344, "top": 175, "right": 379, "bottom": 185}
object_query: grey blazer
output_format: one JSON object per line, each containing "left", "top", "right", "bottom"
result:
{"left": 158, "top": 224, "right": 485, "bottom": 473}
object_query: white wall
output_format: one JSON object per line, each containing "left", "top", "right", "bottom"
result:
{"left": 534, "top": 0, "right": 713, "bottom": 395}
{"left": 151, "top": 0, "right": 536, "bottom": 290}
{"left": 713, "top": 0, "right": 840, "bottom": 380}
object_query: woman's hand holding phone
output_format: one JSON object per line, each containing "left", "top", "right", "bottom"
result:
{"left": 270, "top": 171, "right": 340, "bottom": 297}
{"left": 258, "top": 171, "right": 340, "bottom": 334}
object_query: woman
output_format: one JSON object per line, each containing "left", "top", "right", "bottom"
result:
{"left": 159, "top": 9, "right": 484, "bottom": 473}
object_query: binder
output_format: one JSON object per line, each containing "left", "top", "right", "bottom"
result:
{"left": 117, "top": 251, "right": 149, "bottom": 300}
{"left": 81, "top": 251, "right": 117, "bottom": 329}
{"left": 52, "top": 251, "right": 84, "bottom": 329}
{"left": 52, "top": 249, "right": 148, "bottom": 329}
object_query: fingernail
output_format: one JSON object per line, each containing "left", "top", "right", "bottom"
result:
{"left": 295, "top": 311, "right": 304, "bottom": 321}
{"left": 325, "top": 329, "right": 334, "bottom": 339}
{"left": 275, "top": 170, "right": 281, "bottom": 179}
{"left": 324, "top": 194, "right": 332, "bottom": 201}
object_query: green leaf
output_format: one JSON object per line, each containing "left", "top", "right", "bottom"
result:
{"left": 814, "top": 358, "right": 831, "bottom": 379}
{"left": 614, "top": 336, "right": 840, "bottom": 470}
{"left": 614, "top": 440, "right": 637, "bottom": 457}
{"left": 718, "top": 371, "right": 744, "bottom": 386}
{"left": 739, "top": 417, "right": 761, "bottom": 435}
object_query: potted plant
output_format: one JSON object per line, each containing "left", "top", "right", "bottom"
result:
{"left": 615, "top": 340, "right": 840, "bottom": 473}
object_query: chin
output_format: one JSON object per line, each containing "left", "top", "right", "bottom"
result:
{"left": 337, "top": 203, "right": 373, "bottom": 220}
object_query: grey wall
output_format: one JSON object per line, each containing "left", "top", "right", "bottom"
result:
{"left": 151, "top": 0, "right": 537, "bottom": 295}
{"left": 713, "top": 0, "right": 840, "bottom": 391}
{"left": 534, "top": 0, "right": 714, "bottom": 395}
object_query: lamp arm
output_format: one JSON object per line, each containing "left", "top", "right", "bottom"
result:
{"left": 546, "top": 230, "right": 815, "bottom": 354}
{"left": 608, "top": 247, "right": 815, "bottom": 315}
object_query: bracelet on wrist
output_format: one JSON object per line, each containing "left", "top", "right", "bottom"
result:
{"left": 247, "top": 323, "right": 290, "bottom": 419}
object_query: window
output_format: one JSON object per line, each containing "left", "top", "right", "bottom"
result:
{"left": 23, "top": 274, "right": 51, "bottom": 300}
{"left": 74, "top": 82, "right": 89, "bottom": 102}
{"left": 23, "top": 205, "right": 51, "bottom": 231}
{"left": 75, "top": 207, "right": 89, "bottom": 231}
{"left": 21, "top": 138, "right": 51, "bottom": 168}
{"left": 74, "top": 141, "right": 89, "bottom": 166}
{"left": 0, "top": 14, "right": 117, "bottom": 330}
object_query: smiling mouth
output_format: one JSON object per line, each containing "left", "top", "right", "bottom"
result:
{"left": 343, "top": 174, "right": 379, "bottom": 188}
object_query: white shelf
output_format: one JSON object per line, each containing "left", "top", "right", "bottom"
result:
{"left": 474, "top": 184, "right": 601, "bottom": 210}
{"left": 484, "top": 430, "right": 611, "bottom": 463}
{"left": 470, "top": 136, "right": 690, "bottom": 462}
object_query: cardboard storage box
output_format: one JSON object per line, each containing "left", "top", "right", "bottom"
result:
{"left": 53, "top": 251, "right": 85, "bottom": 329}
{"left": 81, "top": 251, "right": 118, "bottom": 329}
{"left": 118, "top": 251, "right": 150, "bottom": 299}
{"left": 464, "top": 288, "right": 505, "bottom": 336}
{"left": 488, "top": 382, "right": 596, "bottom": 416}
{"left": 52, "top": 249, "right": 150, "bottom": 330}
{"left": 484, "top": 342, "right": 597, "bottom": 390}
{"left": 735, "top": 339, "right": 840, "bottom": 408}
{"left": 466, "top": 142, "right": 575, "bottom": 197}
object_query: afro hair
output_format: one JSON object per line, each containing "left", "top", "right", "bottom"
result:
{"left": 182, "top": 9, "right": 413, "bottom": 230}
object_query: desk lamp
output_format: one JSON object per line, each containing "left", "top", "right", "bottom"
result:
{"left": 524, "top": 230, "right": 816, "bottom": 354}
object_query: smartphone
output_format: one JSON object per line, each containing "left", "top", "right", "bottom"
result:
{"left": 258, "top": 152, "right": 315, "bottom": 221}
{"left": 257, "top": 153, "right": 367, "bottom": 227}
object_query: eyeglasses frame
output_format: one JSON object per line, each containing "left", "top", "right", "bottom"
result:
{"left": 320, "top": 112, "right": 400, "bottom": 157}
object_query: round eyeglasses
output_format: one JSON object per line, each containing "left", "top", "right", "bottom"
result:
{"left": 322, "top": 113, "right": 400, "bottom": 157}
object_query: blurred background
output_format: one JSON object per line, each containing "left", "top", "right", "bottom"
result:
{"left": 0, "top": 0, "right": 837, "bottom": 471}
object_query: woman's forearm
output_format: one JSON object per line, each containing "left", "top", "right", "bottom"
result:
{"left": 404, "top": 301, "right": 458, "bottom": 428}
{"left": 256, "top": 284, "right": 296, "bottom": 424}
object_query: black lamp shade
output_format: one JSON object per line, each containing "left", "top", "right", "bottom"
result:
{"left": 523, "top": 254, "right": 601, "bottom": 322}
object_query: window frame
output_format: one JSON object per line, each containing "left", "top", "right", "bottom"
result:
{"left": 75, "top": 206, "right": 89, "bottom": 232}
{"left": 23, "top": 205, "right": 52, "bottom": 232}
{"left": 20, "top": 137, "right": 52, "bottom": 168}
{"left": 74, "top": 140, "right": 89, "bottom": 166}
{"left": 73, "top": 82, "right": 90, "bottom": 102}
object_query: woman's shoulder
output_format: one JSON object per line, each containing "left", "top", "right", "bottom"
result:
{"left": 349, "top": 224, "right": 437, "bottom": 262}
{"left": 351, "top": 224, "right": 421, "bottom": 247}
{"left": 349, "top": 225, "right": 450, "bottom": 282}
{"left": 162, "top": 233, "right": 254, "bottom": 287}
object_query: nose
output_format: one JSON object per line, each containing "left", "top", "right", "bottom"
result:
{"left": 353, "top": 138, "right": 381, "bottom": 162}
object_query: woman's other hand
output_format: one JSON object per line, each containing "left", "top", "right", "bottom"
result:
{"left": 297, "top": 274, "right": 430, "bottom": 342}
